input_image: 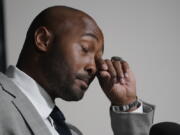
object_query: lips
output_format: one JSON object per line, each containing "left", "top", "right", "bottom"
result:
{"left": 79, "top": 78, "right": 89, "bottom": 85}
{"left": 76, "top": 74, "right": 91, "bottom": 89}
{"left": 79, "top": 79, "right": 88, "bottom": 90}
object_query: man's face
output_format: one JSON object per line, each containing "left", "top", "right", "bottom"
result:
{"left": 44, "top": 17, "right": 104, "bottom": 101}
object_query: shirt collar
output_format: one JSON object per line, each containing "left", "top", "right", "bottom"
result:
{"left": 6, "top": 65, "right": 55, "bottom": 119}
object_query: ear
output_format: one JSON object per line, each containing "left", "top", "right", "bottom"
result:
{"left": 34, "top": 26, "right": 53, "bottom": 52}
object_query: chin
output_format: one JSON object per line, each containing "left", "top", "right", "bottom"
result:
{"left": 70, "top": 94, "right": 84, "bottom": 101}
{"left": 70, "top": 90, "right": 85, "bottom": 101}
{"left": 62, "top": 93, "right": 84, "bottom": 101}
{"left": 60, "top": 87, "right": 85, "bottom": 101}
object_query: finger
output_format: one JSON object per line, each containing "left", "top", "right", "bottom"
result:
{"left": 98, "top": 70, "right": 111, "bottom": 79}
{"left": 121, "top": 60, "right": 130, "bottom": 78}
{"left": 96, "top": 58, "right": 108, "bottom": 71}
{"left": 112, "top": 61, "right": 126, "bottom": 84}
{"left": 112, "top": 57, "right": 130, "bottom": 78}
{"left": 112, "top": 60, "right": 124, "bottom": 80}
{"left": 105, "top": 59, "right": 117, "bottom": 83}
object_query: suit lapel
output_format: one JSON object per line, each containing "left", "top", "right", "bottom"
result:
{"left": 13, "top": 94, "right": 52, "bottom": 135}
{"left": 0, "top": 73, "right": 52, "bottom": 135}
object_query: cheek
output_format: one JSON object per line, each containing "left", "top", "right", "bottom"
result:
{"left": 65, "top": 45, "right": 85, "bottom": 72}
{"left": 69, "top": 54, "right": 83, "bottom": 73}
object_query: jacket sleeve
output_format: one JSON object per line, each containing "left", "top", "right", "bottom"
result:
{"left": 110, "top": 101, "right": 155, "bottom": 135}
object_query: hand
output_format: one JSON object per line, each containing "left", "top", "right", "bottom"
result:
{"left": 96, "top": 57, "right": 137, "bottom": 105}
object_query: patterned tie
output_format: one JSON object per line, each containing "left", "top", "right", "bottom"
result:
{"left": 50, "top": 106, "right": 72, "bottom": 135}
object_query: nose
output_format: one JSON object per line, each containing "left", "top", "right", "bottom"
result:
{"left": 85, "top": 59, "right": 96, "bottom": 76}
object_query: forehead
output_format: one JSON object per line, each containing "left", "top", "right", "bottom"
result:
{"left": 65, "top": 16, "right": 102, "bottom": 36}
{"left": 64, "top": 16, "right": 104, "bottom": 49}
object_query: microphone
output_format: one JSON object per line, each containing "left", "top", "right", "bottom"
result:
{"left": 150, "top": 122, "right": 180, "bottom": 135}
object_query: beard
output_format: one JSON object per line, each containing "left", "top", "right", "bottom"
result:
{"left": 39, "top": 50, "right": 85, "bottom": 101}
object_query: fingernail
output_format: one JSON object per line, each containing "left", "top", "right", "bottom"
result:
{"left": 125, "top": 73, "right": 128, "bottom": 78}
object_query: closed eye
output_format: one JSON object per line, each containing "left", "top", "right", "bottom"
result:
{"left": 81, "top": 44, "right": 89, "bottom": 53}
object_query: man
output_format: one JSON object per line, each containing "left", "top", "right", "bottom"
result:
{"left": 0, "top": 6, "right": 154, "bottom": 135}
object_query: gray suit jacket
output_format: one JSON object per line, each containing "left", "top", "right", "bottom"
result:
{"left": 0, "top": 73, "right": 155, "bottom": 135}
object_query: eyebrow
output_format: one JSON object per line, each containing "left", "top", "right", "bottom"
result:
{"left": 82, "top": 33, "right": 98, "bottom": 41}
{"left": 81, "top": 33, "right": 104, "bottom": 53}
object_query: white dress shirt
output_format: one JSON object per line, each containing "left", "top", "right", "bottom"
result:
{"left": 6, "top": 65, "right": 59, "bottom": 135}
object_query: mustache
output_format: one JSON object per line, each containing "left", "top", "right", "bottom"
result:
{"left": 75, "top": 73, "right": 94, "bottom": 85}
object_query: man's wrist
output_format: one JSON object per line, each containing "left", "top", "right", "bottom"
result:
{"left": 111, "top": 98, "right": 141, "bottom": 112}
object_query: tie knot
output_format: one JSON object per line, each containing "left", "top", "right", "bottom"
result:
{"left": 50, "top": 106, "right": 65, "bottom": 122}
